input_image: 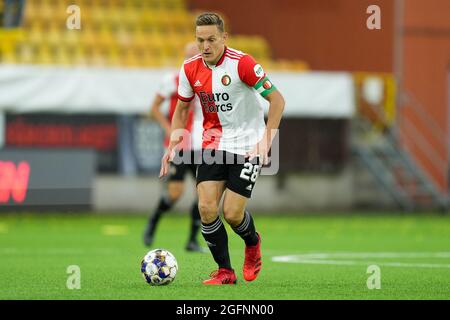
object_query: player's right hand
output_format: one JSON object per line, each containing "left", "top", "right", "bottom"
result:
{"left": 159, "top": 148, "right": 175, "bottom": 178}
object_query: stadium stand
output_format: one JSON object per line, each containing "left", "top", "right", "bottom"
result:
{"left": 0, "top": 0, "right": 308, "bottom": 70}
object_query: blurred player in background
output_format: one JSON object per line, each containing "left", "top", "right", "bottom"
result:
{"left": 143, "top": 42, "right": 205, "bottom": 253}
{"left": 160, "top": 13, "right": 285, "bottom": 284}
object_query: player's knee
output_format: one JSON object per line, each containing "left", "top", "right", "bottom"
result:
{"left": 168, "top": 189, "right": 182, "bottom": 202}
{"left": 168, "top": 183, "right": 184, "bottom": 201}
{"left": 198, "top": 201, "right": 218, "bottom": 223}
{"left": 223, "top": 207, "right": 244, "bottom": 227}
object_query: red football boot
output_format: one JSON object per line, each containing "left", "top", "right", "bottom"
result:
{"left": 243, "top": 233, "right": 262, "bottom": 281}
{"left": 202, "top": 268, "right": 237, "bottom": 285}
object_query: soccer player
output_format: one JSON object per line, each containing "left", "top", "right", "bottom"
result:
{"left": 143, "top": 42, "right": 205, "bottom": 253}
{"left": 160, "top": 13, "right": 285, "bottom": 284}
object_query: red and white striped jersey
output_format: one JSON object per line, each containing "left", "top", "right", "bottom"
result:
{"left": 177, "top": 47, "right": 276, "bottom": 155}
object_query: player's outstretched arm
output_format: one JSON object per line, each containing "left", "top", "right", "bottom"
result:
{"left": 159, "top": 99, "right": 191, "bottom": 178}
{"left": 247, "top": 89, "right": 285, "bottom": 165}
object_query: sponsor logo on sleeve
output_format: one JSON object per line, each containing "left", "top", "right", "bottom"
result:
{"left": 254, "top": 64, "right": 264, "bottom": 78}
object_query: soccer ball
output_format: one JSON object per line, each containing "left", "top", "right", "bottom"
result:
{"left": 140, "top": 249, "right": 178, "bottom": 286}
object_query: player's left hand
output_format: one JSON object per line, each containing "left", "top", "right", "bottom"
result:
{"left": 246, "top": 140, "right": 270, "bottom": 166}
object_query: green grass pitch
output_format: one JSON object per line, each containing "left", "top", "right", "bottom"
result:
{"left": 0, "top": 213, "right": 449, "bottom": 299}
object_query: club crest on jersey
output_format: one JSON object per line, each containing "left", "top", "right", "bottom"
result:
{"left": 254, "top": 64, "right": 264, "bottom": 78}
{"left": 221, "top": 75, "right": 231, "bottom": 86}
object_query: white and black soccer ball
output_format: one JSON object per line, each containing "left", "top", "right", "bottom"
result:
{"left": 140, "top": 249, "right": 178, "bottom": 286}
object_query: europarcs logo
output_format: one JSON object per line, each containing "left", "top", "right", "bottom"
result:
{"left": 199, "top": 91, "right": 233, "bottom": 113}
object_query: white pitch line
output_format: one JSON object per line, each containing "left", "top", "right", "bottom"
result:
{"left": 271, "top": 252, "right": 450, "bottom": 269}
{"left": 274, "top": 252, "right": 450, "bottom": 259}
{"left": 0, "top": 248, "right": 125, "bottom": 255}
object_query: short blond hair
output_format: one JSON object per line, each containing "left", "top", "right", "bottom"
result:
{"left": 195, "top": 13, "right": 225, "bottom": 33}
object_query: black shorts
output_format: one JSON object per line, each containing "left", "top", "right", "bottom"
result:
{"left": 168, "top": 150, "right": 198, "bottom": 182}
{"left": 196, "top": 150, "right": 261, "bottom": 198}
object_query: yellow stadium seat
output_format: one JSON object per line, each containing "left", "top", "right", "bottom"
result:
{"left": 22, "top": 1, "right": 40, "bottom": 27}
{"left": 106, "top": 47, "right": 121, "bottom": 66}
{"left": 164, "top": 0, "right": 185, "bottom": 11}
{"left": 35, "top": 0, "right": 54, "bottom": 22}
{"left": 170, "top": 12, "right": 192, "bottom": 35}
{"left": 105, "top": 0, "right": 120, "bottom": 7}
{"left": 139, "top": 13, "right": 156, "bottom": 32}
{"left": 35, "top": 44, "right": 54, "bottom": 64}
{"left": 251, "top": 36, "right": 271, "bottom": 59}
{"left": 45, "top": 27, "right": 63, "bottom": 47}
{"left": 145, "top": 0, "right": 164, "bottom": 11}
{"left": 153, "top": 15, "right": 169, "bottom": 34}
{"left": 133, "top": 45, "right": 151, "bottom": 67}
{"left": 292, "top": 60, "right": 309, "bottom": 71}
{"left": 89, "top": 7, "right": 107, "bottom": 25}
{"left": 53, "top": 46, "right": 73, "bottom": 66}
{"left": 133, "top": 30, "right": 150, "bottom": 49}
{"left": 72, "top": 44, "right": 88, "bottom": 66}
{"left": 122, "top": 7, "right": 140, "bottom": 32}
{"left": 96, "top": 27, "right": 115, "bottom": 49}
{"left": 115, "top": 27, "right": 134, "bottom": 48}
{"left": 81, "top": 27, "right": 98, "bottom": 46}
{"left": 62, "top": 29, "right": 81, "bottom": 48}
{"left": 26, "top": 26, "right": 45, "bottom": 46}
{"left": 1, "top": 51, "right": 17, "bottom": 64}
{"left": 0, "top": 29, "right": 24, "bottom": 64}
{"left": 135, "top": 1, "right": 147, "bottom": 10}
{"left": 83, "top": 0, "right": 108, "bottom": 9}
{"left": 9, "top": 0, "right": 296, "bottom": 69}
{"left": 16, "top": 43, "right": 37, "bottom": 64}
{"left": 179, "top": 33, "right": 195, "bottom": 45}
{"left": 120, "top": 47, "right": 140, "bottom": 67}
{"left": 90, "top": 46, "right": 110, "bottom": 67}
{"left": 106, "top": 8, "right": 122, "bottom": 29}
